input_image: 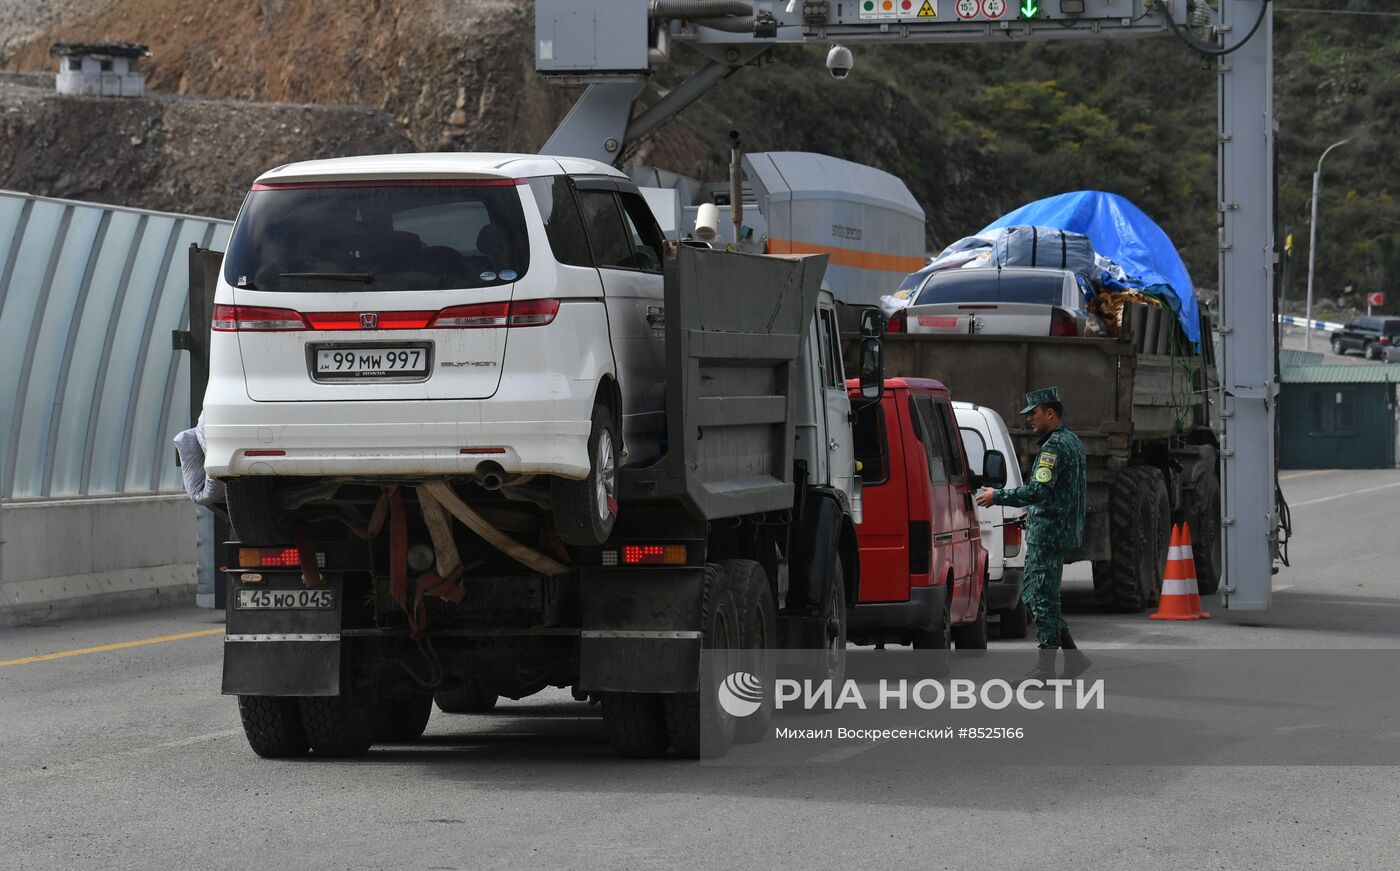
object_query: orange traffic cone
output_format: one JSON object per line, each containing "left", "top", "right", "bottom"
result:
{"left": 1151, "top": 523, "right": 1211, "bottom": 621}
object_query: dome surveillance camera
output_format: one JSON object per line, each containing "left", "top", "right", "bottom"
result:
{"left": 826, "top": 44, "right": 853, "bottom": 80}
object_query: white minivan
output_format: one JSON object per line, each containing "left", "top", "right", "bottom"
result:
{"left": 953, "top": 401, "right": 1029, "bottom": 639}
{"left": 203, "top": 153, "right": 671, "bottom": 546}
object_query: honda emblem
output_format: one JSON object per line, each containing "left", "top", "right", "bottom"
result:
{"left": 359, "top": 312, "right": 379, "bottom": 330}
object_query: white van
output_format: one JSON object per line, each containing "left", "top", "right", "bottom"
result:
{"left": 953, "top": 401, "right": 1029, "bottom": 638}
{"left": 203, "top": 153, "right": 670, "bottom": 547}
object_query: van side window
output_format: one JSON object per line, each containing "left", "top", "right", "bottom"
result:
{"left": 934, "top": 400, "right": 965, "bottom": 480}
{"left": 911, "top": 395, "right": 948, "bottom": 483}
{"left": 959, "top": 427, "right": 986, "bottom": 476}
{"left": 817, "top": 308, "right": 843, "bottom": 388}
{"left": 528, "top": 177, "right": 593, "bottom": 268}
{"left": 618, "top": 192, "right": 666, "bottom": 273}
{"left": 852, "top": 402, "right": 888, "bottom": 485}
{"left": 578, "top": 190, "right": 635, "bottom": 269}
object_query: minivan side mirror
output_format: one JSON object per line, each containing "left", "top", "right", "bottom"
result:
{"left": 859, "top": 307, "right": 885, "bottom": 339}
{"left": 859, "top": 337, "right": 884, "bottom": 401}
{"left": 982, "top": 449, "right": 1008, "bottom": 488}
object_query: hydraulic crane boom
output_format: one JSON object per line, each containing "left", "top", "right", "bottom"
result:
{"left": 534, "top": 0, "right": 1280, "bottom": 609}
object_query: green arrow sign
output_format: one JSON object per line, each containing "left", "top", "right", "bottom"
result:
{"left": 1020, "top": 0, "right": 1039, "bottom": 17}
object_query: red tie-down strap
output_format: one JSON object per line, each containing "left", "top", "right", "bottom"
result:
{"left": 293, "top": 487, "right": 395, "bottom": 586}
{"left": 409, "top": 565, "right": 466, "bottom": 641}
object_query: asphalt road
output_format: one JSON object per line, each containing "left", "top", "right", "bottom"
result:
{"left": 3, "top": 469, "right": 1398, "bottom": 870}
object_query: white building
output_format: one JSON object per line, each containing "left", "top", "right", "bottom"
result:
{"left": 50, "top": 42, "right": 150, "bottom": 98}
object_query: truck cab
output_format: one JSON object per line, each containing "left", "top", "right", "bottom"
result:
{"left": 846, "top": 378, "right": 989, "bottom": 650}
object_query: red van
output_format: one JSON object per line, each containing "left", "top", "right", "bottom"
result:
{"left": 846, "top": 378, "right": 994, "bottom": 650}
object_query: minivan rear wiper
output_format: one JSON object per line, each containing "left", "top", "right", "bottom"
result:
{"left": 279, "top": 272, "right": 374, "bottom": 283}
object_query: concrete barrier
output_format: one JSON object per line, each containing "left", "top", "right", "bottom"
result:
{"left": 0, "top": 495, "right": 197, "bottom": 625}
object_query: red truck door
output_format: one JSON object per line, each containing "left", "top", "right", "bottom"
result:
{"left": 851, "top": 390, "right": 914, "bottom": 603}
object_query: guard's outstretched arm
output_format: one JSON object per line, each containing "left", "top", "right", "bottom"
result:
{"left": 993, "top": 480, "right": 1052, "bottom": 508}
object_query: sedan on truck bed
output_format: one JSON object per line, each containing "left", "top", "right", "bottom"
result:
{"left": 203, "top": 152, "right": 672, "bottom": 548}
{"left": 891, "top": 266, "right": 1094, "bottom": 338}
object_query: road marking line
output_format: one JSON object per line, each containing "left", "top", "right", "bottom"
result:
{"left": 1278, "top": 470, "right": 1332, "bottom": 481}
{"left": 0, "top": 628, "right": 223, "bottom": 667}
{"left": 1288, "top": 480, "right": 1400, "bottom": 508}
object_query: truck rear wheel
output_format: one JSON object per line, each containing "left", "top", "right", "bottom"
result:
{"left": 600, "top": 693, "right": 670, "bottom": 758}
{"left": 663, "top": 564, "right": 740, "bottom": 759}
{"left": 237, "top": 695, "right": 309, "bottom": 758}
{"left": 225, "top": 477, "right": 296, "bottom": 546}
{"left": 552, "top": 405, "right": 618, "bottom": 546}
{"left": 434, "top": 679, "right": 499, "bottom": 714}
{"left": 720, "top": 559, "right": 777, "bottom": 744}
{"left": 375, "top": 693, "right": 433, "bottom": 743}
{"left": 1095, "top": 466, "right": 1169, "bottom": 612}
{"left": 299, "top": 694, "right": 376, "bottom": 758}
{"left": 1189, "top": 471, "right": 1223, "bottom": 595}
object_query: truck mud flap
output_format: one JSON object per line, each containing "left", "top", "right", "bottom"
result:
{"left": 577, "top": 568, "right": 705, "bottom": 694}
{"left": 222, "top": 573, "right": 342, "bottom": 697}
{"left": 787, "top": 493, "right": 844, "bottom": 614}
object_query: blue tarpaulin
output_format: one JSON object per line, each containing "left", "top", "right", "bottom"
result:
{"left": 980, "top": 191, "right": 1199, "bottom": 346}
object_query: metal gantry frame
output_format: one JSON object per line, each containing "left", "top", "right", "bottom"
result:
{"left": 536, "top": 0, "right": 1277, "bottom": 608}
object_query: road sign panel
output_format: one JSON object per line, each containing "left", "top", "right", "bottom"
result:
{"left": 1367, "top": 292, "right": 1385, "bottom": 306}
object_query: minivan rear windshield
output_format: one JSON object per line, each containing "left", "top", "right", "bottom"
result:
{"left": 915, "top": 270, "right": 1064, "bottom": 306}
{"left": 223, "top": 181, "right": 531, "bottom": 292}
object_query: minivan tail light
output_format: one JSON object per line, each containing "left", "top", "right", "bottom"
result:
{"left": 1049, "top": 307, "right": 1079, "bottom": 337}
{"left": 430, "top": 299, "right": 560, "bottom": 329}
{"left": 212, "top": 304, "right": 308, "bottom": 331}
{"left": 1004, "top": 519, "right": 1022, "bottom": 558}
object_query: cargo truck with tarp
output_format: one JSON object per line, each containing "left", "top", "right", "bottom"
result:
{"left": 855, "top": 191, "right": 1221, "bottom": 612}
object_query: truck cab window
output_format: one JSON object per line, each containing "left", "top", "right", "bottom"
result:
{"left": 852, "top": 402, "right": 889, "bottom": 485}
{"left": 817, "top": 308, "right": 843, "bottom": 389}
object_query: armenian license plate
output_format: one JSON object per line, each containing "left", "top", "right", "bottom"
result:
{"left": 237, "top": 588, "right": 336, "bottom": 610}
{"left": 315, "top": 347, "right": 427, "bottom": 378}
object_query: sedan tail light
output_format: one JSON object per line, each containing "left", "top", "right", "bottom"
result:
{"left": 1049, "top": 307, "right": 1079, "bottom": 337}
{"left": 887, "top": 309, "right": 907, "bottom": 333}
{"left": 212, "top": 304, "right": 308, "bottom": 331}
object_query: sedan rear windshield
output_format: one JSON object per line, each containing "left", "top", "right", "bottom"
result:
{"left": 915, "top": 270, "right": 1064, "bottom": 306}
{"left": 223, "top": 181, "right": 530, "bottom": 292}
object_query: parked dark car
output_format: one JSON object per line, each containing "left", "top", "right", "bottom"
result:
{"left": 1331, "top": 316, "right": 1400, "bottom": 360}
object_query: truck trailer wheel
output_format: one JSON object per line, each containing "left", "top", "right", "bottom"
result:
{"left": 600, "top": 693, "right": 670, "bottom": 758}
{"left": 720, "top": 559, "right": 777, "bottom": 744}
{"left": 375, "top": 693, "right": 433, "bottom": 743}
{"left": 225, "top": 477, "right": 296, "bottom": 546}
{"left": 663, "top": 564, "right": 740, "bottom": 759}
{"left": 1095, "top": 466, "right": 1169, "bottom": 612}
{"left": 237, "top": 695, "right": 309, "bottom": 759}
{"left": 552, "top": 405, "right": 618, "bottom": 546}
{"left": 1188, "top": 471, "right": 1223, "bottom": 595}
{"left": 434, "top": 678, "right": 499, "bottom": 714}
{"left": 299, "top": 695, "right": 376, "bottom": 758}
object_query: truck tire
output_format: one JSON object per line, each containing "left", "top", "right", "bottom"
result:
{"left": 375, "top": 693, "right": 433, "bottom": 742}
{"left": 225, "top": 477, "right": 296, "bottom": 546}
{"left": 1094, "top": 466, "right": 1168, "bottom": 612}
{"left": 1188, "top": 471, "right": 1223, "bottom": 595}
{"left": 237, "top": 695, "right": 309, "bottom": 758}
{"left": 600, "top": 693, "right": 670, "bottom": 759}
{"left": 1149, "top": 473, "right": 1171, "bottom": 606}
{"left": 552, "top": 405, "right": 618, "bottom": 546}
{"left": 998, "top": 600, "right": 1030, "bottom": 640}
{"left": 951, "top": 585, "right": 989, "bottom": 651}
{"left": 434, "top": 679, "right": 499, "bottom": 714}
{"left": 663, "top": 564, "right": 740, "bottom": 759}
{"left": 299, "top": 694, "right": 376, "bottom": 758}
{"left": 720, "top": 559, "right": 777, "bottom": 744}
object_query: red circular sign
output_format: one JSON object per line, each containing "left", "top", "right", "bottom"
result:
{"left": 982, "top": 0, "right": 1007, "bottom": 18}
{"left": 957, "top": 0, "right": 979, "bottom": 18}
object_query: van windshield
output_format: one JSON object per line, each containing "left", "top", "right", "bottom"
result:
{"left": 915, "top": 270, "right": 1064, "bottom": 306}
{"left": 223, "top": 181, "right": 531, "bottom": 292}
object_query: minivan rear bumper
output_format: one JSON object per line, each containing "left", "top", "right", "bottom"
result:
{"left": 848, "top": 584, "right": 947, "bottom": 632}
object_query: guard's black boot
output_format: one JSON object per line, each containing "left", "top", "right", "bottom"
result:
{"left": 1022, "top": 649, "right": 1058, "bottom": 684}
{"left": 1059, "top": 629, "right": 1092, "bottom": 679}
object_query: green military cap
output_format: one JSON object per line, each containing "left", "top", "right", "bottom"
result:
{"left": 1019, "top": 386, "right": 1062, "bottom": 415}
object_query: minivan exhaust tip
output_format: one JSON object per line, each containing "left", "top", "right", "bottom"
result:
{"left": 475, "top": 461, "right": 506, "bottom": 491}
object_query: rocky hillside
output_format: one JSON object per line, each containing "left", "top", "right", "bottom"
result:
{"left": 2, "top": 0, "right": 1397, "bottom": 309}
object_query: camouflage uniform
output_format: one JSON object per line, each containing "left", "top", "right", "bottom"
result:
{"left": 992, "top": 388, "right": 1087, "bottom": 649}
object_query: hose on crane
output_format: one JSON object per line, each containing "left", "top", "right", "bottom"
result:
{"left": 650, "top": 0, "right": 754, "bottom": 18}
